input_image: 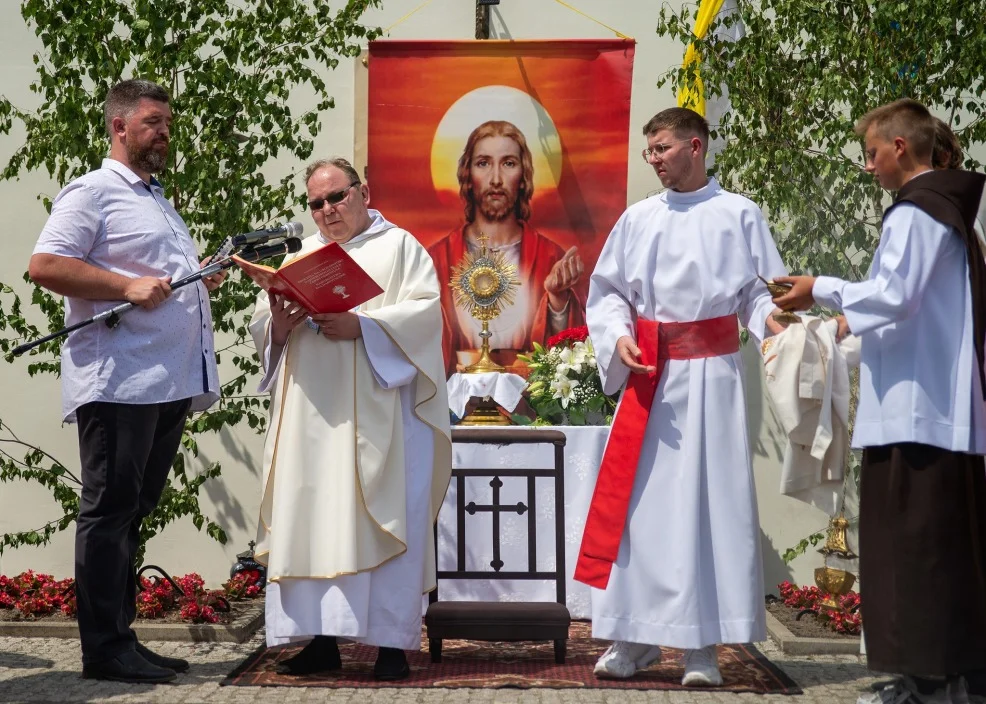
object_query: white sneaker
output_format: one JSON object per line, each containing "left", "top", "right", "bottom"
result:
{"left": 593, "top": 641, "right": 663, "bottom": 679}
{"left": 681, "top": 645, "right": 723, "bottom": 687}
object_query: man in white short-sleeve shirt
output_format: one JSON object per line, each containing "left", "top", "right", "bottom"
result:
{"left": 29, "top": 79, "right": 225, "bottom": 685}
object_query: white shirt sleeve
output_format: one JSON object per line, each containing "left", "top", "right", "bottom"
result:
{"left": 812, "top": 204, "right": 953, "bottom": 337}
{"left": 586, "top": 213, "right": 636, "bottom": 396}
{"left": 33, "top": 183, "right": 103, "bottom": 259}
{"left": 739, "top": 205, "right": 788, "bottom": 345}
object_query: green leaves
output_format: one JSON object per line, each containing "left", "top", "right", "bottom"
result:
{"left": 659, "top": 0, "right": 984, "bottom": 288}
{"left": 654, "top": 1, "right": 983, "bottom": 564}
{"left": 1, "top": 0, "right": 381, "bottom": 562}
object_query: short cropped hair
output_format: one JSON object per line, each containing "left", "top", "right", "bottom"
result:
{"left": 932, "top": 117, "right": 963, "bottom": 170}
{"left": 642, "top": 107, "right": 710, "bottom": 145}
{"left": 854, "top": 98, "right": 935, "bottom": 162}
{"left": 104, "top": 79, "right": 170, "bottom": 138}
{"left": 305, "top": 157, "right": 362, "bottom": 186}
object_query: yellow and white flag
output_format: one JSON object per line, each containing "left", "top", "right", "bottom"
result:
{"left": 677, "top": 0, "right": 744, "bottom": 161}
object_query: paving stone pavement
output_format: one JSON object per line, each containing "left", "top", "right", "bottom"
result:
{"left": 0, "top": 629, "right": 881, "bottom": 704}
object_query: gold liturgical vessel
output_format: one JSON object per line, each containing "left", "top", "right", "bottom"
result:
{"left": 814, "top": 512, "right": 859, "bottom": 611}
{"left": 760, "top": 275, "right": 802, "bottom": 326}
{"left": 450, "top": 233, "right": 521, "bottom": 425}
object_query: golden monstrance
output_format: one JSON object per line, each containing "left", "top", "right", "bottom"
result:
{"left": 449, "top": 234, "right": 521, "bottom": 425}
{"left": 449, "top": 233, "right": 521, "bottom": 374}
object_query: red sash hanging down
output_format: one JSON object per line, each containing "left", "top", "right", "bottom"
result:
{"left": 574, "top": 315, "right": 741, "bottom": 589}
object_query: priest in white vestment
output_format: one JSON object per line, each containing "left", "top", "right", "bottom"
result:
{"left": 248, "top": 158, "right": 451, "bottom": 681}
{"left": 576, "top": 108, "right": 787, "bottom": 685}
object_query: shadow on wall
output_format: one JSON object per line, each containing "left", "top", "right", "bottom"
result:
{"left": 194, "top": 425, "right": 263, "bottom": 535}
{"left": 760, "top": 527, "right": 795, "bottom": 595}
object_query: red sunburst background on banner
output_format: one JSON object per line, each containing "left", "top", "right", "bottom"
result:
{"left": 367, "top": 39, "right": 635, "bottom": 292}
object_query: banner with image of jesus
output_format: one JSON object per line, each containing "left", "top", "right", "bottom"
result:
{"left": 367, "top": 39, "right": 635, "bottom": 377}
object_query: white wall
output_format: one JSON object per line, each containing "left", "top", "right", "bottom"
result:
{"left": 0, "top": 0, "right": 829, "bottom": 593}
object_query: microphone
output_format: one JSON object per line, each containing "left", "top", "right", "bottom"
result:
{"left": 237, "top": 237, "right": 303, "bottom": 263}
{"left": 232, "top": 222, "right": 304, "bottom": 247}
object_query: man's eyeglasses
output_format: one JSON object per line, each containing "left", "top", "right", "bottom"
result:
{"left": 641, "top": 139, "right": 692, "bottom": 162}
{"left": 307, "top": 182, "right": 360, "bottom": 211}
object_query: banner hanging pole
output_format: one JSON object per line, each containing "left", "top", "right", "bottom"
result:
{"left": 476, "top": 1, "right": 492, "bottom": 39}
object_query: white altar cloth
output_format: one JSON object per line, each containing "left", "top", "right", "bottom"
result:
{"left": 445, "top": 372, "right": 527, "bottom": 419}
{"left": 436, "top": 425, "right": 608, "bottom": 619}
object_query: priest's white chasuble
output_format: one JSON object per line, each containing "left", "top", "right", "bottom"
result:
{"left": 249, "top": 215, "right": 451, "bottom": 649}
{"left": 587, "top": 178, "right": 785, "bottom": 649}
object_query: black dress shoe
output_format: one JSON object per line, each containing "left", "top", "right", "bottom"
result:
{"left": 82, "top": 649, "right": 177, "bottom": 684}
{"left": 136, "top": 642, "right": 189, "bottom": 673}
{"left": 373, "top": 647, "right": 409, "bottom": 681}
{"left": 276, "top": 636, "right": 342, "bottom": 675}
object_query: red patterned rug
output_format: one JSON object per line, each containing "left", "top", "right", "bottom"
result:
{"left": 221, "top": 621, "right": 801, "bottom": 692}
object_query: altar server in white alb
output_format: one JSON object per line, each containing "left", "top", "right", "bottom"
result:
{"left": 774, "top": 99, "right": 986, "bottom": 704}
{"left": 249, "top": 158, "right": 451, "bottom": 681}
{"left": 575, "top": 107, "right": 787, "bottom": 684}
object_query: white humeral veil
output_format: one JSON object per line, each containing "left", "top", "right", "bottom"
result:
{"left": 248, "top": 212, "right": 451, "bottom": 649}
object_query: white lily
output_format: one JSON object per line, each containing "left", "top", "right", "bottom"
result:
{"left": 571, "top": 340, "right": 590, "bottom": 367}
{"left": 550, "top": 374, "right": 580, "bottom": 409}
{"left": 556, "top": 346, "right": 583, "bottom": 375}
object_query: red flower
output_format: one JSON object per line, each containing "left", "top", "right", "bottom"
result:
{"left": 547, "top": 325, "right": 590, "bottom": 348}
{"left": 775, "top": 581, "right": 863, "bottom": 635}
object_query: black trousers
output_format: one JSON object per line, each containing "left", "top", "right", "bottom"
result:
{"left": 74, "top": 399, "right": 191, "bottom": 665}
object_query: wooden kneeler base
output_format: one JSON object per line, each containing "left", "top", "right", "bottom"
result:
{"left": 425, "top": 601, "right": 571, "bottom": 664}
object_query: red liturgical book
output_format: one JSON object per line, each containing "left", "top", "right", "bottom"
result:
{"left": 234, "top": 242, "right": 384, "bottom": 314}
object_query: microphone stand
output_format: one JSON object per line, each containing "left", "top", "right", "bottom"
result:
{"left": 12, "top": 236, "right": 298, "bottom": 357}
{"left": 11, "top": 257, "right": 239, "bottom": 357}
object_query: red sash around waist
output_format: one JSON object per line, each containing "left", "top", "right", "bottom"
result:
{"left": 573, "top": 315, "right": 741, "bottom": 589}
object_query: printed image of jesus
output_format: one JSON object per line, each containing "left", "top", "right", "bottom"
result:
{"left": 428, "top": 120, "right": 586, "bottom": 376}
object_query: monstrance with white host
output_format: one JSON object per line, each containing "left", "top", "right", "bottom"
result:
{"left": 447, "top": 233, "right": 526, "bottom": 425}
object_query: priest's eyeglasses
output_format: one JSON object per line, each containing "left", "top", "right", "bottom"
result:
{"left": 307, "top": 182, "right": 360, "bottom": 211}
{"left": 642, "top": 139, "right": 692, "bottom": 161}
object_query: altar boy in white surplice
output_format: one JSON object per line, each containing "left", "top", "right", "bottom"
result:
{"left": 248, "top": 158, "right": 451, "bottom": 681}
{"left": 575, "top": 108, "right": 787, "bottom": 685}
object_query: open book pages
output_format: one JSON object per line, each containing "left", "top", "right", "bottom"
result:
{"left": 231, "top": 255, "right": 278, "bottom": 292}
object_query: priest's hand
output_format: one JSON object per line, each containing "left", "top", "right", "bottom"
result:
{"left": 771, "top": 275, "right": 817, "bottom": 311}
{"left": 835, "top": 314, "right": 851, "bottom": 342}
{"left": 616, "top": 335, "right": 656, "bottom": 375}
{"left": 269, "top": 292, "right": 310, "bottom": 346}
{"left": 310, "top": 311, "right": 362, "bottom": 340}
{"left": 545, "top": 246, "right": 584, "bottom": 312}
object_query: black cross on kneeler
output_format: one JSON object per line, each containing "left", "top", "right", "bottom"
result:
{"left": 464, "top": 476, "right": 528, "bottom": 572}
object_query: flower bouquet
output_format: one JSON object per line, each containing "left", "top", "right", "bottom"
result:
{"left": 515, "top": 325, "right": 618, "bottom": 426}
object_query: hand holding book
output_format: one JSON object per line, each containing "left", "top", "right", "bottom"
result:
{"left": 268, "top": 292, "right": 311, "bottom": 346}
{"left": 309, "top": 311, "right": 363, "bottom": 340}
{"left": 234, "top": 240, "right": 383, "bottom": 314}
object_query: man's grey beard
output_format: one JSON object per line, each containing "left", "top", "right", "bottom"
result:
{"left": 128, "top": 142, "right": 168, "bottom": 174}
